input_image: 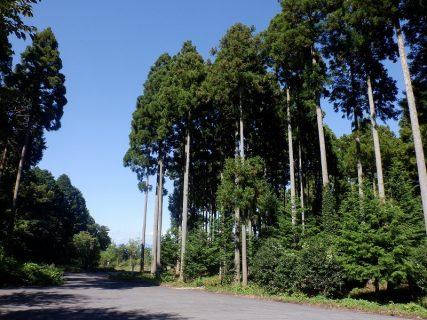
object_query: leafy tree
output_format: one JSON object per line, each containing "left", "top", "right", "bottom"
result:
{"left": 126, "top": 238, "right": 140, "bottom": 272}
{"left": 88, "top": 223, "right": 111, "bottom": 251}
{"left": 99, "top": 244, "right": 119, "bottom": 269}
{"left": 56, "top": 174, "right": 93, "bottom": 234}
{"left": 0, "top": 0, "right": 39, "bottom": 84}
{"left": 72, "top": 231, "right": 100, "bottom": 269}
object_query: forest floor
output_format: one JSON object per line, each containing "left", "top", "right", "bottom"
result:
{"left": 0, "top": 272, "right": 417, "bottom": 320}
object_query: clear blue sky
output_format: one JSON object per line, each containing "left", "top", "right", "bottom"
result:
{"left": 11, "top": 0, "right": 405, "bottom": 245}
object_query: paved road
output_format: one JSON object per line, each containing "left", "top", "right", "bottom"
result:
{"left": 0, "top": 273, "right": 412, "bottom": 320}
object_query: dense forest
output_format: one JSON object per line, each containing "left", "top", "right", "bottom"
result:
{"left": 0, "top": 0, "right": 111, "bottom": 284}
{"left": 124, "top": 0, "right": 427, "bottom": 300}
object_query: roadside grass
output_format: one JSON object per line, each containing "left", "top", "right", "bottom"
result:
{"left": 109, "top": 272, "right": 427, "bottom": 319}
{"left": 109, "top": 271, "right": 160, "bottom": 286}
{"left": 0, "top": 255, "right": 64, "bottom": 287}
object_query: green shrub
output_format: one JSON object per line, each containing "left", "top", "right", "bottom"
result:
{"left": 0, "top": 251, "right": 63, "bottom": 287}
{"left": 251, "top": 238, "right": 284, "bottom": 292}
{"left": 408, "top": 241, "right": 427, "bottom": 295}
{"left": 296, "top": 237, "right": 344, "bottom": 297}
{"left": 21, "top": 263, "right": 63, "bottom": 285}
{"left": 184, "top": 229, "right": 219, "bottom": 280}
{"left": 0, "top": 254, "right": 21, "bottom": 286}
{"left": 252, "top": 236, "right": 343, "bottom": 297}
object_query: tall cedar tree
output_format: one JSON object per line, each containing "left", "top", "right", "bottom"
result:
{"left": 6, "top": 28, "right": 66, "bottom": 238}
{"left": 208, "top": 23, "right": 272, "bottom": 284}
{"left": 124, "top": 53, "right": 172, "bottom": 275}
{"left": 323, "top": 0, "right": 399, "bottom": 201}
{"left": 159, "top": 42, "right": 206, "bottom": 281}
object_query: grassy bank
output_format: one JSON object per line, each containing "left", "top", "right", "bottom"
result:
{"left": 110, "top": 272, "right": 427, "bottom": 319}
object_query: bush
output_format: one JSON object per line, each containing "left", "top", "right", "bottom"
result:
{"left": 0, "top": 254, "right": 22, "bottom": 285}
{"left": 184, "top": 229, "right": 219, "bottom": 280}
{"left": 252, "top": 236, "right": 343, "bottom": 297}
{"left": 251, "top": 238, "right": 292, "bottom": 293}
{"left": 296, "top": 237, "right": 344, "bottom": 297}
{"left": 21, "top": 263, "right": 63, "bottom": 285}
{"left": 408, "top": 240, "right": 427, "bottom": 295}
{"left": 0, "top": 251, "right": 63, "bottom": 286}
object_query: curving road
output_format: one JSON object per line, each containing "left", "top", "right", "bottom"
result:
{"left": 0, "top": 273, "right": 412, "bottom": 320}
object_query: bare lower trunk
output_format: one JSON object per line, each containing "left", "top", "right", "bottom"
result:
{"left": 396, "top": 21, "right": 427, "bottom": 233}
{"left": 239, "top": 97, "right": 247, "bottom": 285}
{"left": 140, "top": 175, "right": 149, "bottom": 273}
{"left": 175, "top": 224, "right": 181, "bottom": 277}
{"left": 373, "top": 177, "right": 377, "bottom": 197}
{"left": 179, "top": 126, "right": 191, "bottom": 281}
{"left": 354, "top": 111, "right": 364, "bottom": 198}
{"left": 241, "top": 221, "right": 247, "bottom": 286}
{"left": 150, "top": 171, "right": 159, "bottom": 275}
{"left": 156, "top": 159, "right": 164, "bottom": 270}
{"left": 10, "top": 130, "right": 30, "bottom": 237}
{"left": 234, "top": 123, "right": 241, "bottom": 283}
{"left": 287, "top": 88, "right": 296, "bottom": 224}
{"left": 298, "top": 141, "right": 305, "bottom": 232}
{"left": 239, "top": 99, "right": 245, "bottom": 161}
{"left": 312, "top": 49, "right": 329, "bottom": 187}
{"left": 0, "top": 144, "right": 8, "bottom": 185}
{"left": 316, "top": 103, "right": 329, "bottom": 187}
{"left": 367, "top": 75, "right": 385, "bottom": 203}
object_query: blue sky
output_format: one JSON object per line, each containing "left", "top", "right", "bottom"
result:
{"left": 11, "top": 0, "right": 405, "bottom": 245}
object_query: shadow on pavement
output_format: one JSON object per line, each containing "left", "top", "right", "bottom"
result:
{"left": 0, "top": 307, "right": 187, "bottom": 320}
{"left": 0, "top": 292, "right": 80, "bottom": 308}
{"left": 62, "top": 273, "right": 160, "bottom": 290}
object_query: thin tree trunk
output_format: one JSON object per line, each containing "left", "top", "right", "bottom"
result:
{"left": 140, "top": 175, "right": 149, "bottom": 273}
{"left": 150, "top": 170, "right": 159, "bottom": 275}
{"left": 287, "top": 88, "right": 296, "bottom": 225}
{"left": 312, "top": 48, "right": 329, "bottom": 187}
{"left": 354, "top": 110, "right": 364, "bottom": 198}
{"left": 373, "top": 177, "right": 377, "bottom": 197}
{"left": 239, "top": 98, "right": 247, "bottom": 285}
{"left": 179, "top": 124, "right": 191, "bottom": 281}
{"left": 234, "top": 124, "right": 241, "bottom": 284}
{"left": 239, "top": 99, "right": 245, "bottom": 161}
{"left": 156, "top": 159, "right": 164, "bottom": 270}
{"left": 241, "top": 221, "right": 247, "bottom": 286}
{"left": 10, "top": 129, "right": 30, "bottom": 237}
{"left": 367, "top": 75, "right": 385, "bottom": 203}
{"left": 396, "top": 21, "right": 427, "bottom": 233}
{"left": 175, "top": 224, "right": 181, "bottom": 277}
{"left": 298, "top": 141, "right": 305, "bottom": 232}
{"left": 0, "top": 143, "right": 8, "bottom": 185}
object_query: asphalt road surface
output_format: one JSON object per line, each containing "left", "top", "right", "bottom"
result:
{"left": 0, "top": 273, "right": 412, "bottom": 320}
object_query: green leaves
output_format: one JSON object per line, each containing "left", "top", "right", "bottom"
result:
{"left": 217, "top": 156, "right": 276, "bottom": 218}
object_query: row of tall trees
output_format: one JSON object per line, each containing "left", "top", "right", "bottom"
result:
{"left": 0, "top": 0, "right": 110, "bottom": 268}
{"left": 125, "top": 0, "right": 427, "bottom": 294}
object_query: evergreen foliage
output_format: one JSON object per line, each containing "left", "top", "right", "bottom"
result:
{"left": 120, "top": 0, "right": 427, "bottom": 303}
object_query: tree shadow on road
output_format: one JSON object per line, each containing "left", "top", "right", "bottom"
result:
{"left": 0, "top": 307, "right": 187, "bottom": 320}
{"left": 62, "top": 272, "right": 160, "bottom": 291}
{"left": 0, "top": 292, "right": 81, "bottom": 308}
